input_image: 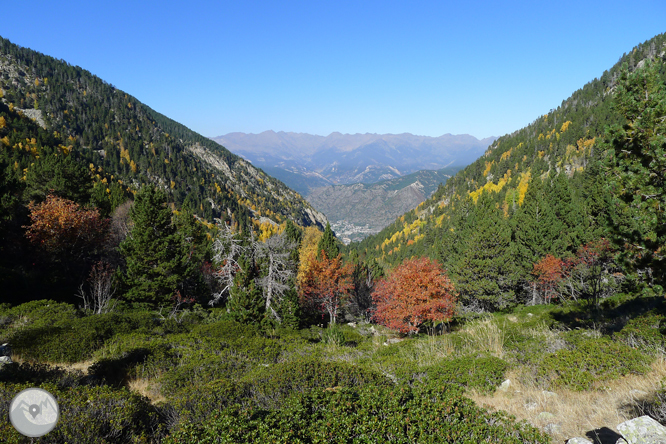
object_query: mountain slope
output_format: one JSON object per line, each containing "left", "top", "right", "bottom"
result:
{"left": 0, "top": 36, "right": 326, "bottom": 229}
{"left": 211, "top": 131, "right": 495, "bottom": 192}
{"left": 307, "top": 167, "right": 461, "bottom": 242}
{"left": 354, "top": 33, "right": 666, "bottom": 268}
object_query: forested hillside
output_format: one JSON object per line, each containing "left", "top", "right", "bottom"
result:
{"left": 0, "top": 36, "right": 325, "bottom": 229}
{"left": 353, "top": 33, "right": 666, "bottom": 310}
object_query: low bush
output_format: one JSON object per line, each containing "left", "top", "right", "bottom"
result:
{"left": 615, "top": 311, "right": 666, "bottom": 351}
{"left": 0, "top": 382, "right": 163, "bottom": 444}
{"left": 163, "top": 385, "right": 550, "bottom": 443}
{"left": 420, "top": 355, "right": 510, "bottom": 394}
{"left": 7, "top": 311, "right": 161, "bottom": 363}
{"left": 537, "top": 336, "right": 652, "bottom": 390}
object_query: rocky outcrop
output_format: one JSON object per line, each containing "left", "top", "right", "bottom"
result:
{"left": 617, "top": 416, "right": 666, "bottom": 444}
{"left": 566, "top": 415, "right": 666, "bottom": 444}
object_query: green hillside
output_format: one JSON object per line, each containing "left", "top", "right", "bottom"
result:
{"left": 0, "top": 36, "right": 325, "bottom": 229}
{"left": 353, "top": 33, "right": 666, "bottom": 308}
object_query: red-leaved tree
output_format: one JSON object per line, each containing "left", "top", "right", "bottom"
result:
{"left": 372, "top": 257, "right": 457, "bottom": 334}
{"left": 299, "top": 252, "right": 353, "bottom": 324}
{"left": 532, "top": 255, "right": 565, "bottom": 304}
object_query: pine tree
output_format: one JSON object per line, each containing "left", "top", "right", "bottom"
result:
{"left": 605, "top": 60, "right": 666, "bottom": 286}
{"left": 24, "top": 153, "right": 92, "bottom": 204}
{"left": 174, "top": 205, "right": 209, "bottom": 302}
{"left": 227, "top": 253, "right": 265, "bottom": 325}
{"left": 317, "top": 222, "right": 339, "bottom": 259}
{"left": 119, "top": 185, "right": 185, "bottom": 305}
{"left": 513, "top": 177, "right": 561, "bottom": 275}
{"left": 452, "top": 193, "right": 518, "bottom": 310}
{"left": 547, "top": 172, "right": 586, "bottom": 253}
{"left": 582, "top": 147, "right": 610, "bottom": 240}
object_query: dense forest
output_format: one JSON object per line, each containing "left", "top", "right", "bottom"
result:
{"left": 0, "top": 33, "right": 665, "bottom": 443}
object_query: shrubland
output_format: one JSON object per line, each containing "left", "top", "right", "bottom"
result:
{"left": 2, "top": 292, "right": 666, "bottom": 442}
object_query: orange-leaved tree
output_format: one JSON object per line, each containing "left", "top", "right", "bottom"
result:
{"left": 372, "top": 257, "right": 456, "bottom": 334}
{"left": 299, "top": 251, "right": 353, "bottom": 324}
{"left": 531, "top": 254, "right": 565, "bottom": 303}
{"left": 24, "top": 194, "right": 108, "bottom": 272}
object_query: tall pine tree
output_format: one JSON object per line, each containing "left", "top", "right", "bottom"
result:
{"left": 317, "top": 222, "right": 339, "bottom": 259}
{"left": 119, "top": 185, "right": 186, "bottom": 305}
{"left": 452, "top": 193, "right": 518, "bottom": 310}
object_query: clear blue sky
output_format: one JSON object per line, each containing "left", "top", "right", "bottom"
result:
{"left": 2, "top": 1, "right": 665, "bottom": 139}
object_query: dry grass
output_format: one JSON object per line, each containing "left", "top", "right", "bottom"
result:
{"left": 129, "top": 378, "right": 167, "bottom": 404}
{"left": 470, "top": 359, "right": 666, "bottom": 443}
{"left": 400, "top": 334, "right": 455, "bottom": 367}
{"left": 459, "top": 318, "right": 505, "bottom": 359}
{"left": 10, "top": 353, "right": 95, "bottom": 374}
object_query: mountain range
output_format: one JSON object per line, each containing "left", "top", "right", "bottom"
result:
{"left": 210, "top": 131, "right": 495, "bottom": 195}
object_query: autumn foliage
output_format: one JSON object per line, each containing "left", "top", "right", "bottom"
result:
{"left": 24, "top": 194, "right": 109, "bottom": 264}
{"left": 372, "top": 257, "right": 457, "bottom": 334}
{"left": 299, "top": 251, "right": 353, "bottom": 324}
{"left": 532, "top": 255, "right": 565, "bottom": 303}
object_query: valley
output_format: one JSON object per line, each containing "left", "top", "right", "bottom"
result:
{"left": 1, "top": 25, "right": 666, "bottom": 444}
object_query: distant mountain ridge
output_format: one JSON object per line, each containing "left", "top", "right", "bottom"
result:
{"left": 211, "top": 131, "right": 495, "bottom": 194}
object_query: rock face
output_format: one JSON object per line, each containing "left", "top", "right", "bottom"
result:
{"left": 566, "top": 438, "right": 593, "bottom": 444}
{"left": 617, "top": 416, "right": 666, "bottom": 444}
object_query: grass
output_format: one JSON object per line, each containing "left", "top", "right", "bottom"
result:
{"left": 470, "top": 359, "right": 666, "bottom": 443}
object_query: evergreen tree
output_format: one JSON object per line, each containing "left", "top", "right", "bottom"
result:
{"left": 227, "top": 253, "right": 265, "bottom": 325}
{"left": 547, "top": 172, "right": 586, "bottom": 253}
{"left": 605, "top": 60, "right": 666, "bottom": 286}
{"left": 582, "top": 147, "right": 611, "bottom": 240}
{"left": 24, "top": 153, "right": 92, "bottom": 204}
{"left": 317, "top": 222, "right": 339, "bottom": 259}
{"left": 119, "top": 185, "right": 185, "bottom": 305}
{"left": 452, "top": 193, "right": 518, "bottom": 310}
{"left": 174, "top": 205, "right": 209, "bottom": 302}
{"left": 513, "top": 177, "right": 561, "bottom": 275}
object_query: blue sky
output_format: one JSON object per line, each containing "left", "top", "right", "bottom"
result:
{"left": 2, "top": 1, "right": 665, "bottom": 139}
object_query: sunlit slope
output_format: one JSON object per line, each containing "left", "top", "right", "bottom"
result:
{"left": 354, "top": 33, "right": 666, "bottom": 265}
{"left": 0, "top": 36, "right": 326, "bottom": 229}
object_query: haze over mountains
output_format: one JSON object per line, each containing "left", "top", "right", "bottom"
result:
{"left": 211, "top": 131, "right": 496, "bottom": 195}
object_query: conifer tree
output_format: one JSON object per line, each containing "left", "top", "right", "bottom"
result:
{"left": 25, "top": 153, "right": 92, "bottom": 204}
{"left": 317, "top": 222, "right": 339, "bottom": 259}
{"left": 174, "top": 205, "right": 209, "bottom": 302}
{"left": 547, "top": 172, "right": 586, "bottom": 253}
{"left": 119, "top": 185, "right": 185, "bottom": 305}
{"left": 452, "top": 193, "right": 518, "bottom": 310}
{"left": 605, "top": 60, "right": 666, "bottom": 286}
{"left": 513, "top": 177, "right": 561, "bottom": 275}
{"left": 227, "top": 253, "right": 265, "bottom": 325}
{"left": 582, "top": 147, "right": 610, "bottom": 240}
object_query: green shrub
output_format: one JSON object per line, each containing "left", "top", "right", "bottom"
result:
{"left": 420, "top": 355, "right": 510, "bottom": 394}
{"left": 0, "top": 382, "right": 163, "bottom": 444}
{"left": 321, "top": 324, "right": 346, "bottom": 345}
{"left": 190, "top": 319, "right": 259, "bottom": 340}
{"left": 7, "top": 312, "right": 161, "bottom": 363}
{"left": 537, "top": 336, "right": 652, "bottom": 390}
{"left": 616, "top": 311, "right": 666, "bottom": 350}
{"left": 163, "top": 385, "right": 550, "bottom": 443}
{"left": 0, "top": 362, "right": 85, "bottom": 387}
{"left": 242, "top": 358, "right": 394, "bottom": 409}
